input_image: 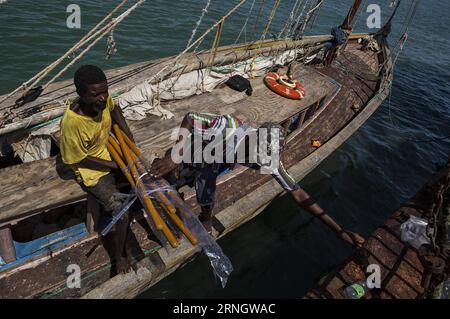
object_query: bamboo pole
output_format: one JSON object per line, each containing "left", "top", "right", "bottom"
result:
{"left": 107, "top": 138, "right": 135, "bottom": 188}
{"left": 115, "top": 126, "right": 198, "bottom": 245}
{"left": 113, "top": 126, "right": 164, "bottom": 229}
{"left": 128, "top": 151, "right": 198, "bottom": 245}
{"left": 112, "top": 129, "right": 179, "bottom": 247}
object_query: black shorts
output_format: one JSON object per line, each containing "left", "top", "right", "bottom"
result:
{"left": 81, "top": 173, "right": 123, "bottom": 216}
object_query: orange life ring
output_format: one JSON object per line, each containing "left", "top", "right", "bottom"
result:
{"left": 264, "top": 72, "right": 306, "bottom": 100}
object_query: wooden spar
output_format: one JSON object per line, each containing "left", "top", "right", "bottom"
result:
{"left": 324, "top": 0, "right": 363, "bottom": 66}
{"left": 0, "top": 36, "right": 332, "bottom": 137}
{"left": 341, "top": 0, "right": 362, "bottom": 30}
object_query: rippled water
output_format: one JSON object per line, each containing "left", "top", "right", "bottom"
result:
{"left": 1, "top": 0, "right": 449, "bottom": 298}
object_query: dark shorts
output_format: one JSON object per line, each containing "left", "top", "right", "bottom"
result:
{"left": 82, "top": 173, "right": 123, "bottom": 216}
{"left": 191, "top": 161, "right": 300, "bottom": 212}
{"left": 193, "top": 164, "right": 222, "bottom": 211}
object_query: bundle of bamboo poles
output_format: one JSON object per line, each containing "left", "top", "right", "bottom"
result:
{"left": 107, "top": 124, "right": 198, "bottom": 248}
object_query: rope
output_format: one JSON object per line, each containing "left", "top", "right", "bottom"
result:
{"left": 250, "top": 0, "right": 266, "bottom": 41}
{"left": 234, "top": 0, "right": 257, "bottom": 44}
{"left": 378, "top": 0, "right": 420, "bottom": 74}
{"left": 147, "top": 0, "right": 247, "bottom": 85}
{"left": 42, "top": 0, "right": 145, "bottom": 91}
{"left": 258, "top": 0, "right": 281, "bottom": 42}
{"left": 294, "top": 0, "right": 324, "bottom": 40}
{"left": 105, "top": 29, "right": 118, "bottom": 60}
{"left": 278, "top": 0, "right": 302, "bottom": 39}
{"left": 289, "top": 0, "right": 310, "bottom": 39}
{"left": 186, "top": 0, "right": 212, "bottom": 50}
{"left": 246, "top": 0, "right": 281, "bottom": 78}
{"left": 0, "top": 0, "right": 129, "bottom": 106}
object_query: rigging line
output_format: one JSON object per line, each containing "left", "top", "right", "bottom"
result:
{"left": 0, "top": 0, "right": 130, "bottom": 106}
{"left": 259, "top": 0, "right": 281, "bottom": 42}
{"left": 247, "top": 0, "right": 281, "bottom": 75}
{"left": 294, "top": 0, "right": 324, "bottom": 40}
{"left": 374, "top": 1, "right": 420, "bottom": 76}
{"left": 234, "top": 0, "right": 257, "bottom": 44}
{"left": 289, "top": 0, "right": 310, "bottom": 39}
{"left": 382, "top": 0, "right": 420, "bottom": 72}
{"left": 250, "top": 0, "right": 266, "bottom": 41}
{"left": 42, "top": 0, "right": 146, "bottom": 91}
{"left": 186, "top": 0, "right": 212, "bottom": 50}
{"left": 148, "top": 0, "right": 247, "bottom": 85}
{"left": 307, "top": 0, "right": 324, "bottom": 30}
{"left": 278, "top": 0, "right": 302, "bottom": 39}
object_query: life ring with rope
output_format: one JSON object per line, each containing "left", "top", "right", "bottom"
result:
{"left": 264, "top": 72, "right": 306, "bottom": 100}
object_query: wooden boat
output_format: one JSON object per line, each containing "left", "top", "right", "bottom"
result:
{"left": 0, "top": 1, "right": 402, "bottom": 298}
{"left": 305, "top": 155, "right": 450, "bottom": 299}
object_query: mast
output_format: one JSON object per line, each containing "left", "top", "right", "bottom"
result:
{"left": 341, "top": 0, "right": 362, "bottom": 30}
{"left": 324, "top": 0, "right": 362, "bottom": 66}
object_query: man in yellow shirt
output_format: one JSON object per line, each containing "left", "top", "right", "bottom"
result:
{"left": 60, "top": 65, "right": 134, "bottom": 274}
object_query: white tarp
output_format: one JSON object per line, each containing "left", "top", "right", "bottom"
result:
{"left": 8, "top": 121, "right": 60, "bottom": 162}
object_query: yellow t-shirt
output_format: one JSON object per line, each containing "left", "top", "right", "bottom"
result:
{"left": 60, "top": 96, "right": 115, "bottom": 187}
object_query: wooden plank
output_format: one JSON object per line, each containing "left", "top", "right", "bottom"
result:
{"left": 131, "top": 65, "right": 335, "bottom": 155}
{"left": 0, "top": 226, "right": 16, "bottom": 263}
{"left": 86, "top": 195, "right": 100, "bottom": 234}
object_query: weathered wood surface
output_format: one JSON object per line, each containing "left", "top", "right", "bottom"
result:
{"left": 131, "top": 65, "right": 336, "bottom": 157}
{"left": 0, "top": 66, "right": 336, "bottom": 226}
{"left": 0, "top": 216, "right": 162, "bottom": 298}
{"left": 0, "top": 36, "right": 333, "bottom": 136}
{"left": 0, "top": 226, "right": 16, "bottom": 263}
{"left": 304, "top": 178, "right": 440, "bottom": 299}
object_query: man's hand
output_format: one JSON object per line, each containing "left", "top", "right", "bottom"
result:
{"left": 149, "top": 155, "right": 179, "bottom": 179}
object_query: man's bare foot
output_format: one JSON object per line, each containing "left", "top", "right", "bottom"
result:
{"left": 199, "top": 209, "right": 213, "bottom": 234}
{"left": 201, "top": 218, "right": 212, "bottom": 234}
{"left": 116, "top": 256, "right": 132, "bottom": 274}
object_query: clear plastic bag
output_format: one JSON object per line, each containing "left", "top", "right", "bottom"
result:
{"left": 102, "top": 160, "right": 233, "bottom": 288}
{"left": 400, "top": 215, "right": 431, "bottom": 249}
